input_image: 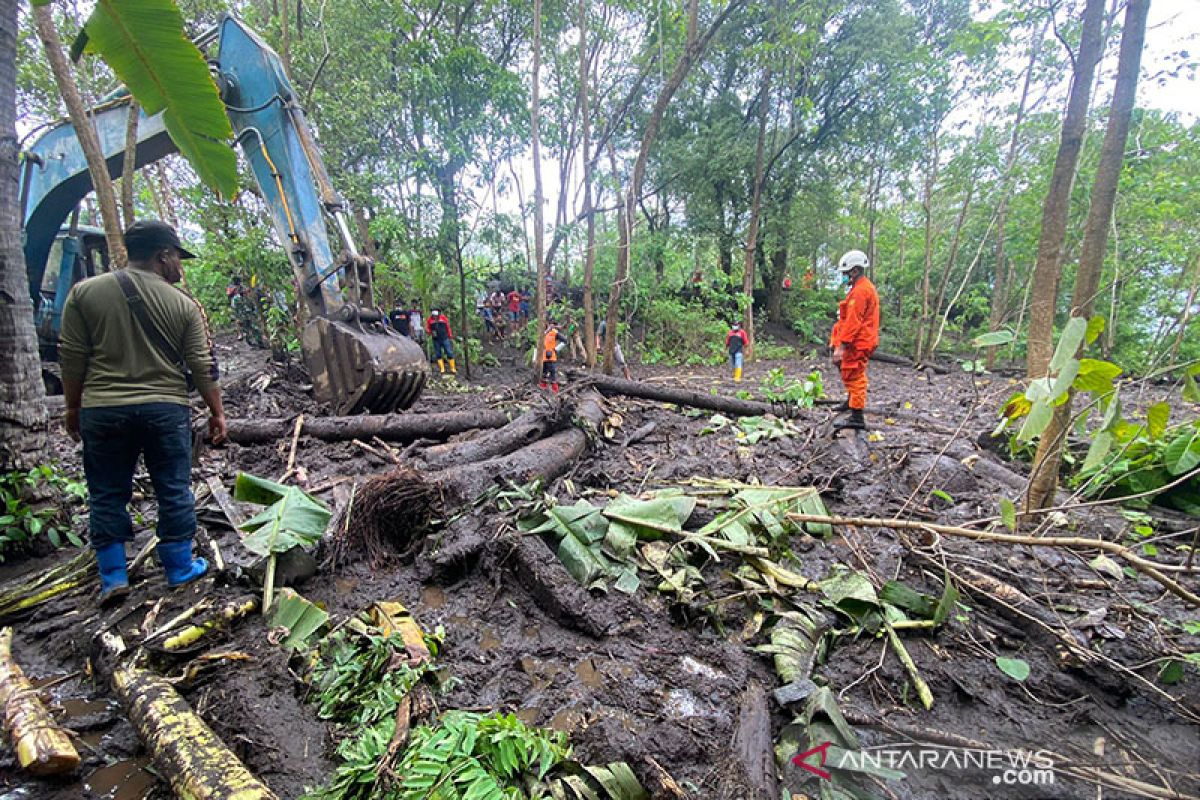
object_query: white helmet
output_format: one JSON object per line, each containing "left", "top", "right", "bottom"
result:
{"left": 838, "top": 249, "right": 869, "bottom": 273}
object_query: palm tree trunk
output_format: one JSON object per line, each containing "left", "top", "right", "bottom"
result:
{"left": 120, "top": 101, "right": 139, "bottom": 228}
{"left": 0, "top": 0, "right": 48, "bottom": 468}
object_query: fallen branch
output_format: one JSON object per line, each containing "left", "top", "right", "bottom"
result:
{"left": 0, "top": 628, "right": 79, "bottom": 775}
{"left": 159, "top": 596, "right": 259, "bottom": 653}
{"left": 100, "top": 632, "right": 279, "bottom": 798}
{"left": 419, "top": 405, "right": 567, "bottom": 468}
{"left": 220, "top": 409, "right": 510, "bottom": 444}
{"left": 788, "top": 513, "right": 1200, "bottom": 607}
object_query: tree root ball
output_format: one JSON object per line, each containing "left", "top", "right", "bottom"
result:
{"left": 327, "top": 468, "right": 441, "bottom": 568}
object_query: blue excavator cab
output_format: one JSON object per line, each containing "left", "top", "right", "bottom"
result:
{"left": 19, "top": 15, "right": 427, "bottom": 413}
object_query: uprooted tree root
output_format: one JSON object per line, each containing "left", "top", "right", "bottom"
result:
{"left": 326, "top": 468, "right": 441, "bottom": 568}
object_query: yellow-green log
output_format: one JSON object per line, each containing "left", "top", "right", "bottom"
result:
{"left": 112, "top": 660, "right": 278, "bottom": 799}
{"left": 0, "top": 628, "right": 80, "bottom": 775}
{"left": 162, "top": 597, "right": 259, "bottom": 652}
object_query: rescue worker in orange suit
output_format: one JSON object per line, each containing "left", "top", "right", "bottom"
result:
{"left": 540, "top": 320, "right": 562, "bottom": 393}
{"left": 829, "top": 250, "right": 879, "bottom": 431}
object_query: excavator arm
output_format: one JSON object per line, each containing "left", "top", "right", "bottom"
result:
{"left": 20, "top": 14, "right": 427, "bottom": 413}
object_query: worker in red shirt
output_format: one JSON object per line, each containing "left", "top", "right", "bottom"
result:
{"left": 725, "top": 322, "right": 749, "bottom": 382}
{"left": 829, "top": 250, "right": 879, "bottom": 431}
{"left": 426, "top": 308, "right": 456, "bottom": 374}
{"left": 506, "top": 289, "right": 521, "bottom": 323}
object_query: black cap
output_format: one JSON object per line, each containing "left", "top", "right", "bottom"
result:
{"left": 124, "top": 220, "right": 196, "bottom": 260}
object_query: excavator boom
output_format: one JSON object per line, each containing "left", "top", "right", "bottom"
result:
{"left": 20, "top": 14, "right": 427, "bottom": 414}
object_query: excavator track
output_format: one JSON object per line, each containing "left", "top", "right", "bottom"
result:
{"left": 302, "top": 318, "right": 428, "bottom": 414}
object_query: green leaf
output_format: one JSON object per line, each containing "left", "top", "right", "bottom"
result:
{"left": 268, "top": 587, "right": 329, "bottom": 649}
{"left": 820, "top": 567, "right": 880, "bottom": 621}
{"left": 1049, "top": 317, "right": 1087, "bottom": 373}
{"left": 1163, "top": 427, "right": 1200, "bottom": 476}
{"left": 878, "top": 582, "right": 936, "bottom": 618}
{"left": 999, "top": 498, "right": 1017, "bottom": 532}
{"left": 1089, "top": 554, "right": 1123, "bottom": 581}
{"left": 1183, "top": 370, "right": 1200, "bottom": 403}
{"left": 1159, "top": 660, "right": 1185, "bottom": 685}
{"left": 235, "top": 474, "right": 331, "bottom": 557}
{"left": 80, "top": 0, "right": 238, "bottom": 198}
{"left": 930, "top": 489, "right": 953, "bottom": 504}
{"left": 556, "top": 532, "right": 609, "bottom": 586}
{"left": 932, "top": 574, "right": 959, "bottom": 627}
{"left": 602, "top": 495, "right": 694, "bottom": 538}
{"left": 972, "top": 329, "right": 1014, "bottom": 348}
{"left": 1146, "top": 403, "right": 1170, "bottom": 441}
{"left": 995, "top": 657, "right": 1030, "bottom": 682}
{"left": 1074, "top": 359, "right": 1123, "bottom": 395}
{"left": 1081, "top": 431, "right": 1115, "bottom": 472}
{"left": 1017, "top": 400, "right": 1053, "bottom": 443}
{"left": 1085, "top": 315, "right": 1106, "bottom": 345}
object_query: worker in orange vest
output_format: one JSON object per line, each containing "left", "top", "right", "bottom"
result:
{"left": 540, "top": 320, "right": 562, "bottom": 393}
{"left": 829, "top": 250, "right": 879, "bottom": 431}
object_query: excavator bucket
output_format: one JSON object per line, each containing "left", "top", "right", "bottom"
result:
{"left": 301, "top": 318, "right": 428, "bottom": 414}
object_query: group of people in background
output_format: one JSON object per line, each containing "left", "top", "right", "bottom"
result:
{"left": 375, "top": 247, "right": 878, "bottom": 430}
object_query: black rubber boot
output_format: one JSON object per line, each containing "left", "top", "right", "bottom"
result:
{"left": 832, "top": 408, "right": 866, "bottom": 432}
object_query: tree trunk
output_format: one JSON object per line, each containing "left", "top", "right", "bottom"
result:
{"left": 120, "top": 101, "right": 139, "bottom": 229}
{"left": 915, "top": 132, "right": 938, "bottom": 363}
{"left": 1025, "top": 0, "right": 1147, "bottom": 512}
{"left": 219, "top": 409, "right": 509, "bottom": 445}
{"left": 419, "top": 407, "right": 566, "bottom": 469}
{"left": 740, "top": 65, "right": 771, "bottom": 362}
{"left": 579, "top": 0, "right": 597, "bottom": 368}
{"left": 603, "top": 0, "right": 744, "bottom": 371}
{"left": 33, "top": 5, "right": 126, "bottom": 266}
{"left": 924, "top": 177, "right": 974, "bottom": 358}
{"left": 1024, "top": 0, "right": 1105, "bottom": 378}
{"left": 531, "top": 0, "right": 547, "bottom": 379}
{"left": 986, "top": 19, "right": 1045, "bottom": 369}
{"left": 765, "top": 244, "right": 786, "bottom": 323}
{"left": 152, "top": 164, "right": 178, "bottom": 227}
{"left": 0, "top": 0, "right": 48, "bottom": 469}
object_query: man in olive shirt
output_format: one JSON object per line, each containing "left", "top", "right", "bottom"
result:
{"left": 60, "top": 220, "right": 227, "bottom": 605}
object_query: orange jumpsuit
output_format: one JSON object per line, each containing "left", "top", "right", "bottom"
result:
{"left": 541, "top": 327, "right": 561, "bottom": 388}
{"left": 829, "top": 276, "right": 880, "bottom": 410}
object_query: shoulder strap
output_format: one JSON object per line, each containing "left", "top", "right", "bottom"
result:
{"left": 113, "top": 270, "right": 185, "bottom": 367}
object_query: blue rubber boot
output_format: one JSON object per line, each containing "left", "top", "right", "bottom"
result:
{"left": 95, "top": 542, "right": 130, "bottom": 607}
{"left": 156, "top": 540, "right": 208, "bottom": 588}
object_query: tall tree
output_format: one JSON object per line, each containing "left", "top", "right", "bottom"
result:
{"left": 740, "top": 63, "right": 771, "bottom": 361}
{"left": 531, "top": 0, "right": 547, "bottom": 376}
{"left": 0, "top": 0, "right": 48, "bottom": 468}
{"left": 1025, "top": 0, "right": 1150, "bottom": 511}
{"left": 32, "top": 4, "right": 127, "bottom": 264}
{"left": 579, "top": 0, "right": 598, "bottom": 367}
{"left": 1023, "top": 0, "right": 1105, "bottom": 378}
{"left": 601, "top": 0, "right": 745, "bottom": 372}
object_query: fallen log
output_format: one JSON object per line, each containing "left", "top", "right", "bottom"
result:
{"left": 419, "top": 405, "right": 568, "bottom": 468}
{"left": 0, "top": 628, "right": 79, "bottom": 775}
{"left": 730, "top": 682, "right": 778, "bottom": 800}
{"left": 871, "top": 350, "right": 950, "bottom": 374}
{"left": 219, "top": 409, "right": 510, "bottom": 444}
{"left": 430, "top": 394, "right": 606, "bottom": 501}
{"left": 100, "top": 631, "right": 280, "bottom": 799}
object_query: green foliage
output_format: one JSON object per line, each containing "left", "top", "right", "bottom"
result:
{"left": 391, "top": 712, "right": 571, "bottom": 799}
{"left": 0, "top": 466, "right": 87, "bottom": 561}
{"left": 758, "top": 368, "right": 824, "bottom": 407}
{"left": 74, "top": 0, "right": 238, "bottom": 197}
{"left": 637, "top": 297, "right": 727, "bottom": 366}
{"left": 233, "top": 473, "right": 332, "bottom": 557}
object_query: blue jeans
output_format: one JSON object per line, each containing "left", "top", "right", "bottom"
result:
{"left": 80, "top": 403, "right": 195, "bottom": 549}
{"left": 730, "top": 351, "right": 744, "bottom": 369}
{"left": 432, "top": 337, "right": 454, "bottom": 360}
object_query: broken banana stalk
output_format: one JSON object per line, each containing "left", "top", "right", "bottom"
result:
{"left": 161, "top": 596, "right": 260, "bottom": 652}
{"left": 0, "top": 628, "right": 80, "bottom": 775}
{"left": 100, "top": 631, "right": 280, "bottom": 799}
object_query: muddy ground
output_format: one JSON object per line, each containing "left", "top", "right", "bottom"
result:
{"left": 1, "top": 331, "right": 1197, "bottom": 800}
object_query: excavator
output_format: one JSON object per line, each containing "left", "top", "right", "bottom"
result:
{"left": 20, "top": 14, "right": 428, "bottom": 414}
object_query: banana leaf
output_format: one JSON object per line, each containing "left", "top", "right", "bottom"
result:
{"left": 269, "top": 588, "right": 328, "bottom": 650}
{"left": 73, "top": 0, "right": 238, "bottom": 198}
{"left": 234, "top": 473, "right": 331, "bottom": 557}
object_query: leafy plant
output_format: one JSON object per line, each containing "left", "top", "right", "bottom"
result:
{"left": 0, "top": 465, "right": 87, "bottom": 561}
{"left": 233, "top": 473, "right": 332, "bottom": 612}
{"left": 759, "top": 368, "right": 824, "bottom": 407}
